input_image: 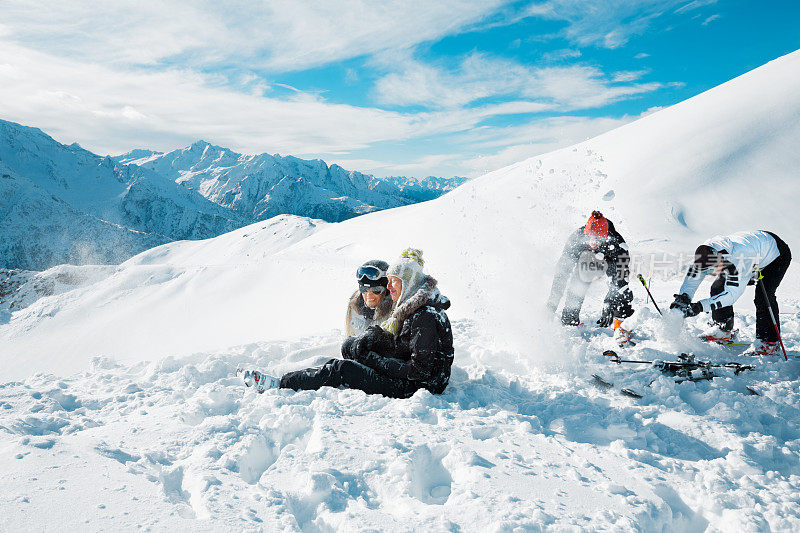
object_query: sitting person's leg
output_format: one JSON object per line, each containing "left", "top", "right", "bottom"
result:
{"left": 280, "top": 358, "right": 417, "bottom": 398}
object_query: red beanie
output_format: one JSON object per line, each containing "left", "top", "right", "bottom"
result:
{"left": 584, "top": 210, "right": 609, "bottom": 241}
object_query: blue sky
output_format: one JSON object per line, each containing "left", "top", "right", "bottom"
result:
{"left": 0, "top": 1, "right": 797, "bottom": 178}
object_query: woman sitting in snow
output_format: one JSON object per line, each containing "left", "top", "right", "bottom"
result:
{"left": 345, "top": 259, "right": 394, "bottom": 337}
{"left": 241, "top": 248, "right": 455, "bottom": 397}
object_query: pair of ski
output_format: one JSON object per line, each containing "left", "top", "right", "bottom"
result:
{"left": 592, "top": 350, "right": 760, "bottom": 398}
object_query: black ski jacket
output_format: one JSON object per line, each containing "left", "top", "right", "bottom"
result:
{"left": 547, "top": 221, "right": 631, "bottom": 308}
{"left": 358, "top": 291, "right": 454, "bottom": 394}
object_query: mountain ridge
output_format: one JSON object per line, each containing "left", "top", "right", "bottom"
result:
{"left": 0, "top": 119, "right": 466, "bottom": 270}
{"left": 114, "top": 141, "right": 468, "bottom": 222}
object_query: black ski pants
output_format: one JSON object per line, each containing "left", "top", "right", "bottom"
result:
{"left": 710, "top": 232, "right": 791, "bottom": 342}
{"left": 280, "top": 358, "right": 418, "bottom": 398}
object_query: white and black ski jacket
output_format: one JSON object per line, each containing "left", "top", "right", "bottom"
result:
{"left": 678, "top": 230, "right": 781, "bottom": 311}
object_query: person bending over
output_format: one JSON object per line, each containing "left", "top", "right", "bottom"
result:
{"left": 546, "top": 211, "right": 634, "bottom": 345}
{"left": 670, "top": 230, "right": 791, "bottom": 356}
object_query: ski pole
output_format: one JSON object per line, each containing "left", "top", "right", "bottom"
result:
{"left": 755, "top": 266, "right": 788, "bottom": 361}
{"left": 637, "top": 274, "right": 663, "bottom": 316}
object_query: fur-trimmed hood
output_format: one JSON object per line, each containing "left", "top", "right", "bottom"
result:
{"left": 391, "top": 275, "right": 450, "bottom": 325}
{"left": 345, "top": 289, "right": 394, "bottom": 336}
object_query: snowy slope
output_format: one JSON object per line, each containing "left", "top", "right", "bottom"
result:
{"left": 0, "top": 120, "right": 247, "bottom": 270}
{"left": 116, "top": 142, "right": 468, "bottom": 223}
{"left": 2, "top": 51, "right": 800, "bottom": 530}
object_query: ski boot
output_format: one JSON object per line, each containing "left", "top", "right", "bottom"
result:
{"left": 236, "top": 367, "right": 280, "bottom": 393}
{"left": 742, "top": 339, "right": 779, "bottom": 356}
{"left": 699, "top": 324, "right": 737, "bottom": 344}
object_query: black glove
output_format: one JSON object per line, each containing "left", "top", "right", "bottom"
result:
{"left": 342, "top": 326, "right": 395, "bottom": 361}
{"left": 363, "top": 325, "right": 395, "bottom": 355}
{"left": 685, "top": 301, "right": 703, "bottom": 317}
{"left": 597, "top": 305, "right": 613, "bottom": 328}
{"left": 670, "top": 293, "right": 703, "bottom": 317}
{"left": 341, "top": 336, "right": 359, "bottom": 360}
{"left": 670, "top": 293, "right": 691, "bottom": 311}
{"left": 561, "top": 308, "right": 581, "bottom": 326}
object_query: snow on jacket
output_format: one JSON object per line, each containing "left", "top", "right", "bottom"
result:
{"left": 679, "top": 230, "right": 782, "bottom": 311}
{"left": 345, "top": 289, "right": 394, "bottom": 337}
{"left": 358, "top": 276, "right": 454, "bottom": 394}
{"left": 547, "top": 220, "right": 631, "bottom": 309}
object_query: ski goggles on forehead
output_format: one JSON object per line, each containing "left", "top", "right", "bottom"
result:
{"left": 356, "top": 265, "right": 387, "bottom": 281}
{"left": 359, "top": 284, "right": 387, "bottom": 295}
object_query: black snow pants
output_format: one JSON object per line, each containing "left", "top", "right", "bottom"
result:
{"left": 710, "top": 232, "right": 791, "bottom": 341}
{"left": 280, "top": 358, "right": 419, "bottom": 398}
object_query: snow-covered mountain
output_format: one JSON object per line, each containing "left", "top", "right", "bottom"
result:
{"left": 0, "top": 120, "right": 246, "bottom": 270}
{"left": 2, "top": 51, "right": 800, "bottom": 530}
{"left": 115, "top": 142, "right": 468, "bottom": 222}
{"left": 0, "top": 121, "right": 464, "bottom": 271}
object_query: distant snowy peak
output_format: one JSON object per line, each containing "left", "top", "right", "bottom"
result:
{"left": 116, "top": 148, "right": 163, "bottom": 165}
{"left": 0, "top": 115, "right": 467, "bottom": 270}
{"left": 115, "top": 142, "right": 468, "bottom": 222}
{"left": 0, "top": 118, "right": 245, "bottom": 270}
{"left": 379, "top": 175, "right": 469, "bottom": 202}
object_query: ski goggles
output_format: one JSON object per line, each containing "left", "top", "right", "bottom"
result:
{"left": 356, "top": 265, "right": 387, "bottom": 282}
{"left": 359, "top": 284, "right": 387, "bottom": 295}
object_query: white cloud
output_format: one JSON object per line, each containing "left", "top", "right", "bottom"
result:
{"left": 612, "top": 69, "right": 650, "bottom": 82}
{"left": 0, "top": 41, "right": 597, "bottom": 166}
{"left": 541, "top": 48, "right": 583, "bottom": 61}
{"left": 0, "top": 0, "right": 509, "bottom": 73}
{"left": 634, "top": 53, "right": 651, "bottom": 59}
{"left": 383, "top": 154, "right": 465, "bottom": 175}
{"left": 0, "top": 1, "right": 688, "bottom": 180}
{"left": 675, "top": 0, "right": 719, "bottom": 15}
{"left": 375, "top": 53, "right": 666, "bottom": 110}
{"left": 0, "top": 42, "right": 419, "bottom": 156}
{"left": 702, "top": 14, "right": 721, "bottom": 25}
{"left": 459, "top": 115, "right": 637, "bottom": 174}
{"left": 334, "top": 114, "right": 643, "bottom": 178}
{"left": 524, "top": 0, "right": 718, "bottom": 49}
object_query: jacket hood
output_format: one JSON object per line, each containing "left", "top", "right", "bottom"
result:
{"left": 391, "top": 275, "right": 449, "bottom": 323}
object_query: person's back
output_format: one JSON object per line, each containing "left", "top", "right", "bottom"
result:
{"left": 394, "top": 290, "right": 453, "bottom": 393}
{"left": 381, "top": 270, "right": 454, "bottom": 394}
{"left": 702, "top": 231, "right": 781, "bottom": 274}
